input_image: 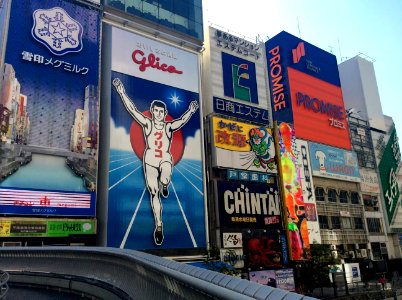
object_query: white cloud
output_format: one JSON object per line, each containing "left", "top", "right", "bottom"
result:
{"left": 110, "top": 118, "right": 132, "bottom": 151}
{"left": 182, "top": 129, "right": 202, "bottom": 160}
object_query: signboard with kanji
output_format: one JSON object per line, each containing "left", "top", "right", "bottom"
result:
{"left": 379, "top": 126, "right": 401, "bottom": 224}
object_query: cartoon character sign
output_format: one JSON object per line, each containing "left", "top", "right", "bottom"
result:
{"left": 248, "top": 127, "right": 275, "bottom": 170}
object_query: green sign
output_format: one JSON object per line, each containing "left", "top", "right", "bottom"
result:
{"left": 0, "top": 219, "right": 96, "bottom": 237}
{"left": 379, "top": 126, "right": 401, "bottom": 224}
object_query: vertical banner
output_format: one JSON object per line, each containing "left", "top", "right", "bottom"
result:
{"left": 379, "top": 126, "right": 401, "bottom": 224}
{"left": 275, "top": 122, "right": 310, "bottom": 260}
{"left": 0, "top": 0, "right": 100, "bottom": 216}
{"left": 295, "top": 140, "right": 321, "bottom": 244}
{"left": 108, "top": 26, "right": 205, "bottom": 250}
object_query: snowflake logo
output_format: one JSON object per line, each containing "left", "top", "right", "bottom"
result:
{"left": 31, "top": 7, "right": 83, "bottom": 56}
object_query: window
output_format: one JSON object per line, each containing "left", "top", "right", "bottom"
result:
{"left": 341, "top": 217, "right": 352, "bottom": 229}
{"left": 367, "top": 218, "right": 383, "bottom": 233}
{"left": 339, "top": 190, "right": 349, "bottom": 203}
{"left": 354, "top": 217, "right": 364, "bottom": 230}
{"left": 328, "top": 189, "right": 337, "bottom": 202}
{"left": 315, "top": 187, "right": 325, "bottom": 201}
{"left": 331, "top": 216, "right": 341, "bottom": 229}
{"left": 318, "top": 215, "right": 329, "bottom": 229}
{"left": 363, "top": 194, "right": 378, "bottom": 211}
{"left": 351, "top": 192, "right": 360, "bottom": 204}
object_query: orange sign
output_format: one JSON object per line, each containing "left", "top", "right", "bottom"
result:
{"left": 288, "top": 68, "right": 351, "bottom": 150}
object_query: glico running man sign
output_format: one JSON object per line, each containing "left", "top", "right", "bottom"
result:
{"left": 107, "top": 26, "right": 206, "bottom": 250}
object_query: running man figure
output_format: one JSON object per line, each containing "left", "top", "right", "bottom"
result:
{"left": 113, "top": 78, "right": 199, "bottom": 245}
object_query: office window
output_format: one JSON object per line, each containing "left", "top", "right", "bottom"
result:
{"left": 331, "top": 216, "right": 341, "bottom": 229}
{"left": 339, "top": 190, "right": 349, "bottom": 203}
{"left": 328, "top": 189, "right": 337, "bottom": 202}
{"left": 351, "top": 192, "right": 360, "bottom": 204}
{"left": 354, "top": 217, "right": 364, "bottom": 230}
{"left": 315, "top": 187, "right": 325, "bottom": 201}
{"left": 367, "top": 218, "right": 383, "bottom": 233}
{"left": 319, "top": 215, "right": 329, "bottom": 229}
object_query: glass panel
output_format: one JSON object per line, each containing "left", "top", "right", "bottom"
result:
{"left": 126, "top": 0, "right": 143, "bottom": 15}
{"left": 315, "top": 187, "right": 325, "bottom": 201}
{"left": 319, "top": 215, "right": 328, "bottom": 229}
{"left": 331, "top": 216, "right": 341, "bottom": 229}
{"left": 339, "top": 190, "right": 348, "bottom": 203}
{"left": 328, "top": 189, "right": 337, "bottom": 202}
{"left": 354, "top": 218, "right": 364, "bottom": 229}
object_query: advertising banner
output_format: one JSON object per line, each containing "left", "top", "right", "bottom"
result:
{"left": 379, "top": 126, "right": 401, "bottom": 224}
{"left": 288, "top": 69, "right": 351, "bottom": 150}
{"left": 308, "top": 142, "right": 360, "bottom": 182}
{"left": 213, "top": 97, "right": 270, "bottom": 125}
{"left": 295, "top": 140, "right": 321, "bottom": 244}
{"left": 216, "top": 180, "right": 281, "bottom": 229}
{"left": 275, "top": 122, "right": 310, "bottom": 260}
{"left": 265, "top": 31, "right": 350, "bottom": 150}
{"left": 249, "top": 269, "right": 295, "bottom": 291}
{"left": 203, "top": 27, "right": 270, "bottom": 119}
{"left": 0, "top": 218, "right": 96, "bottom": 237}
{"left": 108, "top": 26, "right": 205, "bottom": 250}
{"left": 360, "top": 168, "right": 380, "bottom": 194}
{"left": 222, "top": 232, "right": 243, "bottom": 248}
{"left": 243, "top": 229, "right": 286, "bottom": 270}
{"left": 211, "top": 116, "right": 277, "bottom": 173}
{"left": 0, "top": 0, "right": 100, "bottom": 216}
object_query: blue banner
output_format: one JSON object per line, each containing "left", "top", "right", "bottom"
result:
{"left": 0, "top": 0, "right": 100, "bottom": 217}
{"left": 213, "top": 97, "right": 270, "bottom": 125}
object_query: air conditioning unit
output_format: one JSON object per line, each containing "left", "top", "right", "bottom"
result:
{"left": 330, "top": 244, "right": 336, "bottom": 250}
{"left": 360, "top": 249, "right": 368, "bottom": 258}
{"left": 349, "top": 251, "right": 355, "bottom": 258}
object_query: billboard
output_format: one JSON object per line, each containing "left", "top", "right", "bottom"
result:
{"left": 216, "top": 180, "right": 281, "bottom": 229}
{"left": 379, "top": 126, "right": 401, "bottom": 224}
{"left": 243, "top": 229, "right": 286, "bottom": 270}
{"left": 213, "top": 97, "right": 270, "bottom": 125}
{"left": 308, "top": 142, "right": 360, "bottom": 182}
{"left": 202, "top": 27, "right": 270, "bottom": 119}
{"left": 249, "top": 269, "right": 295, "bottom": 291}
{"left": 222, "top": 52, "right": 258, "bottom": 104}
{"left": 211, "top": 116, "right": 277, "bottom": 173}
{"left": 275, "top": 122, "right": 310, "bottom": 260}
{"left": 265, "top": 31, "right": 351, "bottom": 150}
{"left": 0, "top": 218, "right": 96, "bottom": 237}
{"left": 108, "top": 26, "right": 205, "bottom": 250}
{"left": 289, "top": 69, "right": 351, "bottom": 150}
{"left": 0, "top": 0, "right": 100, "bottom": 217}
{"left": 360, "top": 168, "right": 380, "bottom": 194}
{"left": 296, "top": 140, "right": 321, "bottom": 244}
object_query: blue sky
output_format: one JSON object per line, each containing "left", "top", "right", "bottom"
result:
{"left": 203, "top": 0, "right": 402, "bottom": 138}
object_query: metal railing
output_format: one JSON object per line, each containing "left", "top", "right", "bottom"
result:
{"left": 0, "top": 270, "right": 9, "bottom": 299}
{"left": 0, "top": 247, "right": 316, "bottom": 300}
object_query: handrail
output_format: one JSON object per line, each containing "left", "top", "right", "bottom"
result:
{"left": 0, "top": 247, "right": 316, "bottom": 300}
